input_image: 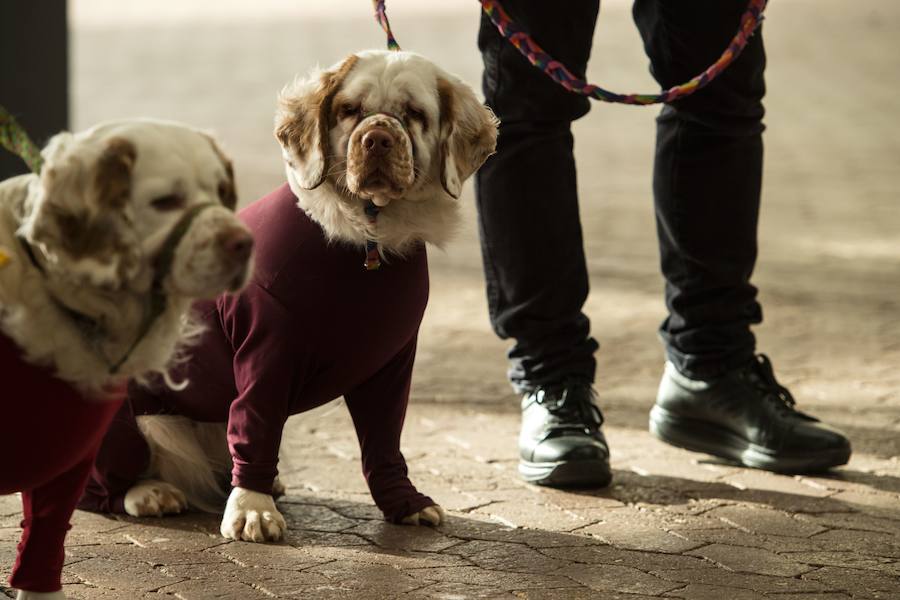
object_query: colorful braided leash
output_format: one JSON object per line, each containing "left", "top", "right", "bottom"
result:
{"left": 374, "top": 0, "right": 768, "bottom": 105}
{"left": 0, "top": 105, "right": 44, "bottom": 173}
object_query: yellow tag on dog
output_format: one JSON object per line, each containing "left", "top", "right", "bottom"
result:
{"left": 0, "top": 248, "right": 10, "bottom": 268}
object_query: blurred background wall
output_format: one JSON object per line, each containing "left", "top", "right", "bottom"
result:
{"left": 0, "top": 1, "right": 67, "bottom": 179}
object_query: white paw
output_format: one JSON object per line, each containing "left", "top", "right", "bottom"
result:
{"left": 220, "top": 487, "right": 286, "bottom": 542}
{"left": 124, "top": 479, "right": 188, "bottom": 517}
{"left": 401, "top": 504, "right": 445, "bottom": 527}
{"left": 16, "top": 589, "right": 66, "bottom": 599}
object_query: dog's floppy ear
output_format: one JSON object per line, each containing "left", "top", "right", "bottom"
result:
{"left": 437, "top": 77, "right": 499, "bottom": 199}
{"left": 274, "top": 54, "right": 359, "bottom": 190}
{"left": 204, "top": 135, "right": 238, "bottom": 210}
{"left": 25, "top": 133, "right": 137, "bottom": 266}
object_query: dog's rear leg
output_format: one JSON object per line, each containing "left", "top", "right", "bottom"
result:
{"left": 131, "top": 416, "right": 229, "bottom": 514}
{"left": 124, "top": 479, "right": 187, "bottom": 517}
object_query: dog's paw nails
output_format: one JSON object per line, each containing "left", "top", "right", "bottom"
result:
{"left": 402, "top": 504, "right": 444, "bottom": 527}
{"left": 221, "top": 487, "right": 286, "bottom": 543}
{"left": 124, "top": 480, "right": 188, "bottom": 517}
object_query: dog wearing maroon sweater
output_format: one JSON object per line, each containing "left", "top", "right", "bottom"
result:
{"left": 0, "top": 121, "right": 253, "bottom": 598}
{"left": 83, "top": 50, "right": 498, "bottom": 542}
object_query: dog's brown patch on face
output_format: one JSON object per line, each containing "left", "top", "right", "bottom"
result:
{"left": 94, "top": 137, "right": 136, "bottom": 210}
{"left": 275, "top": 54, "right": 359, "bottom": 187}
{"left": 53, "top": 205, "right": 124, "bottom": 261}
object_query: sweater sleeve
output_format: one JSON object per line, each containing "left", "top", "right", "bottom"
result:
{"left": 11, "top": 447, "right": 98, "bottom": 593}
{"left": 220, "top": 284, "right": 299, "bottom": 495}
{"left": 343, "top": 335, "right": 434, "bottom": 523}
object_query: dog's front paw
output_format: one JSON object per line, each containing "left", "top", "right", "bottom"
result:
{"left": 16, "top": 590, "right": 67, "bottom": 600}
{"left": 124, "top": 479, "right": 188, "bottom": 517}
{"left": 401, "top": 504, "right": 445, "bottom": 527}
{"left": 220, "top": 487, "right": 286, "bottom": 542}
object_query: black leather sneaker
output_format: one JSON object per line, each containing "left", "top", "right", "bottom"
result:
{"left": 519, "top": 381, "right": 612, "bottom": 487}
{"left": 650, "top": 355, "right": 851, "bottom": 473}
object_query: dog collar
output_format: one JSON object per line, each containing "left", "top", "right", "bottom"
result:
{"left": 363, "top": 201, "right": 382, "bottom": 270}
{"left": 18, "top": 201, "right": 216, "bottom": 374}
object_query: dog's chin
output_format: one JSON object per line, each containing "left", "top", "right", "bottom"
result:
{"left": 171, "top": 262, "right": 252, "bottom": 299}
{"left": 351, "top": 171, "right": 411, "bottom": 205}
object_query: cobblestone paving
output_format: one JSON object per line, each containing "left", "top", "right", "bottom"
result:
{"left": 3, "top": 1, "right": 900, "bottom": 598}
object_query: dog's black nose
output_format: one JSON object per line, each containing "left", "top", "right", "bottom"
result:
{"left": 362, "top": 129, "right": 394, "bottom": 157}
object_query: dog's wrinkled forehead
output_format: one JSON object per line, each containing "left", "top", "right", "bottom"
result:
{"left": 340, "top": 52, "right": 441, "bottom": 114}
{"left": 77, "top": 120, "right": 236, "bottom": 209}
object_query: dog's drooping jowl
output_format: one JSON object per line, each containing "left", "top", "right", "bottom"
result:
{"left": 0, "top": 120, "right": 253, "bottom": 598}
{"left": 83, "top": 50, "right": 498, "bottom": 542}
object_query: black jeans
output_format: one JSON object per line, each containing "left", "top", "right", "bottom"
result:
{"left": 476, "top": 0, "right": 766, "bottom": 392}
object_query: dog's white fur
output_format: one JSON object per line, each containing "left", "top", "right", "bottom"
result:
{"left": 0, "top": 120, "right": 252, "bottom": 393}
{"left": 130, "top": 51, "right": 498, "bottom": 542}
{"left": 3, "top": 120, "right": 253, "bottom": 598}
{"left": 277, "top": 49, "right": 498, "bottom": 255}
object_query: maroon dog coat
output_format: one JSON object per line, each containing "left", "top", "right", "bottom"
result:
{"left": 82, "top": 183, "right": 435, "bottom": 522}
{"left": 1, "top": 331, "right": 124, "bottom": 593}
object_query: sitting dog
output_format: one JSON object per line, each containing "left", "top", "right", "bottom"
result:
{"left": 0, "top": 120, "right": 253, "bottom": 599}
{"left": 83, "top": 50, "right": 498, "bottom": 542}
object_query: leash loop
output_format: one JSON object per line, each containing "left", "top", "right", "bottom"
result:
{"left": 373, "top": 0, "right": 768, "bottom": 106}
{"left": 109, "top": 201, "right": 218, "bottom": 374}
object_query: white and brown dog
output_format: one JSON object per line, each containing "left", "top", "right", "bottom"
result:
{"left": 87, "top": 50, "right": 498, "bottom": 544}
{"left": 0, "top": 120, "right": 253, "bottom": 599}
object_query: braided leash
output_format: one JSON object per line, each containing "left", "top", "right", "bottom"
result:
{"left": 374, "top": 0, "right": 768, "bottom": 105}
{"left": 0, "top": 105, "right": 44, "bottom": 173}
{"left": 373, "top": 0, "right": 401, "bottom": 51}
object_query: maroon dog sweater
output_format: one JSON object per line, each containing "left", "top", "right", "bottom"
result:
{"left": 1, "top": 331, "right": 124, "bottom": 593}
{"left": 81, "top": 183, "right": 435, "bottom": 522}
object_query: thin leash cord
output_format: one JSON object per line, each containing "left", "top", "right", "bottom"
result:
{"left": 374, "top": 0, "right": 768, "bottom": 105}
{"left": 0, "top": 106, "right": 44, "bottom": 173}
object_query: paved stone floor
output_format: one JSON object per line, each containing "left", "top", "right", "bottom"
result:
{"left": 3, "top": 1, "right": 900, "bottom": 598}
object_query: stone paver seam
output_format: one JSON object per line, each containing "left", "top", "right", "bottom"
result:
{"left": 144, "top": 576, "right": 191, "bottom": 594}
{"left": 452, "top": 500, "right": 499, "bottom": 514}
{"left": 242, "top": 581, "right": 278, "bottom": 598}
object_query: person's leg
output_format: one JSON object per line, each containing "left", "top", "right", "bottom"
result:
{"left": 477, "top": 0, "right": 600, "bottom": 392}
{"left": 477, "top": 0, "right": 609, "bottom": 487}
{"left": 635, "top": 0, "right": 850, "bottom": 472}
{"left": 635, "top": 0, "right": 765, "bottom": 377}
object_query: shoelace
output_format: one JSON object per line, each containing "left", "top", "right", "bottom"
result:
{"left": 746, "top": 354, "right": 815, "bottom": 419}
{"left": 535, "top": 383, "right": 604, "bottom": 436}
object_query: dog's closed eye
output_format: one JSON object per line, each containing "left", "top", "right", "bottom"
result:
{"left": 405, "top": 104, "right": 427, "bottom": 126}
{"left": 339, "top": 103, "right": 361, "bottom": 119}
{"left": 151, "top": 194, "right": 186, "bottom": 211}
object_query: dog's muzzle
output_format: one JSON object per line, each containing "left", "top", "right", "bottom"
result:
{"left": 346, "top": 113, "right": 415, "bottom": 205}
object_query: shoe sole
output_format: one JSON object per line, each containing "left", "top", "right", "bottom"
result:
{"left": 649, "top": 406, "right": 851, "bottom": 474}
{"left": 519, "top": 459, "right": 612, "bottom": 488}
